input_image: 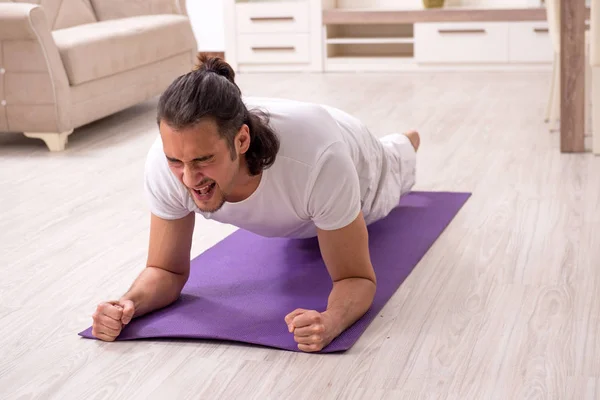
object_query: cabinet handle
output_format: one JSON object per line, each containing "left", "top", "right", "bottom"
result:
{"left": 251, "top": 46, "right": 295, "bottom": 52}
{"left": 534, "top": 28, "right": 549, "bottom": 33}
{"left": 250, "top": 16, "right": 294, "bottom": 22}
{"left": 438, "top": 29, "right": 486, "bottom": 34}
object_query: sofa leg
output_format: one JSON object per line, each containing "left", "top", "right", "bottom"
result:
{"left": 23, "top": 130, "right": 73, "bottom": 151}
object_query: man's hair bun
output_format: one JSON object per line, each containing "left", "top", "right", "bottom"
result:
{"left": 193, "top": 52, "right": 236, "bottom": 85}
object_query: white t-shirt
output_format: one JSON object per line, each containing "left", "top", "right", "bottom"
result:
{"left": 144, "top": 97, "right": 414, "bottom": 239}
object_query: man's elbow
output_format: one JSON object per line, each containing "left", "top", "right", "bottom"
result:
{"left": 337, "top": 261, "right": 377, "bottom": 285}
{"left": 359, "top": 262, "right": 377, "bottom": 288}
{"left": 333, "top": 274, "right": 377, "bottom": 292}
{"left": 367, "top": 267, "right": 377, "bottom": 286}
{"left": 361, "top": 274, "right": 377, "bottom": 289}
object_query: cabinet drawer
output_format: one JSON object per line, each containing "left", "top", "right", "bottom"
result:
{"left": 237, "top": 33, "right": 310, "bottom": 64}
{"left": 415, "top": 22, "right": 509, "bottom": 63}
{"left": 508, "top": 22, "right": 553, "bottom": 63}
{"left": 236, "top": 2, "right": 309, "bottom": 34}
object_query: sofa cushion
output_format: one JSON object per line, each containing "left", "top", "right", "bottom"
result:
{"left": 4, "top": 0, "right": 97, "bottom": 30}
{"left": 52, "top": 14, "right": 196, "bottom": 86}
{"left": 89, "top": 0, "right": 181, "bottom": 21}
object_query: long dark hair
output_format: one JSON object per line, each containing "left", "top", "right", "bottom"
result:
{"left": 156, "top": 53, "right": 279, "bottom": 175}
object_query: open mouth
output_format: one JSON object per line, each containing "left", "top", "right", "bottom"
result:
{"left": 192, "top": 182, "right": 216, "bottom": 200}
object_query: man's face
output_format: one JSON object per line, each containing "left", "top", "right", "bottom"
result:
{"left": 159, "top": 118, "right": 249, "bottom": 213}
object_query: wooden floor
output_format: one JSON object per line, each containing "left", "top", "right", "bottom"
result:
{"left": 1, "top": 71, "right": 599, "bottom": 399}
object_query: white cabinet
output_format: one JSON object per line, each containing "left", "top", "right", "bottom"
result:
{"left": 224, "top": 0, "right": 322, "bottom": 72}
{"left": 224, "top": 1, "right": 554, "bottom": 72}
{"left": 507, "top": 22, "right": 553, "bottom": 63}
{"left": 236, "top": 33, "right": 312, "bottom": 64}
{"left": 235, "top": 2, "right": 310, "bottom": 34}
{"left": 414, "top": 21, "right": 553, "bottom": 65}
{"left": 415, "top": 22, "right": 510, "bottom": 63}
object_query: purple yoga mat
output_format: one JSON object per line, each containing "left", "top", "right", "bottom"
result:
{"left": 79, "top": 191, "right": 470, "bottom": 352}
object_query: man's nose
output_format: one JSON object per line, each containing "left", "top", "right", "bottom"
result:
{"left": 182, "top": 165, "right": 201, "bottom": 187}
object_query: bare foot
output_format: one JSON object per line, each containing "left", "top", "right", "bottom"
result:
{"left": 403, "top": 130, "right": 420, "bottom": 152}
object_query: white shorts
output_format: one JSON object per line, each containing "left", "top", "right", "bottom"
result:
{"left": 362, "top": 132, "right": 417, "bottom": 226}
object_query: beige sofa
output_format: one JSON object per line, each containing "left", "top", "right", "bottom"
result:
{"left": 0, "top": 0, "right": 197, "bottom": 151}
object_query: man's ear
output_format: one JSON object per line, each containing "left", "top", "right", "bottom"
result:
{"left": 236, "top": 124, "right": 251, "bottom": 154}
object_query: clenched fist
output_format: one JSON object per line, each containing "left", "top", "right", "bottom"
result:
{"left": 91, "top": 299, "right": 135, "bottom": 342}
{"left": 284, "top": 308, "right": 337, "bottom": 352}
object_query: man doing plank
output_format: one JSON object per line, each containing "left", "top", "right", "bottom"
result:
{"left": 91, "top": 55, "right": 419, "bottom": 352}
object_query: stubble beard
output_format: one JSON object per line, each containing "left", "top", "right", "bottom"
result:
{"left": 193, "top": 185, "right": 226, "bottom": 213}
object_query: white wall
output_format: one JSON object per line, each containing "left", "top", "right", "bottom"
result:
{"left": 186, "top": 0, "right": 225, "bottom": 51}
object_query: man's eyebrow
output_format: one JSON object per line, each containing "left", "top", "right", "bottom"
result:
{"left": 165, "top": 154, "right": 214, "bottom": 162}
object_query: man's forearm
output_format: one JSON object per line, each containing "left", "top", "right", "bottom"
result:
{"left": 120, "top": 266, "right": 188, "bottom": 318}
{"left": 323, "top": 277, "right": 376, "bottom": 337}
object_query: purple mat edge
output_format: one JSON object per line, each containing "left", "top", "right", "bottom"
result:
{"left": 78, "top": 191, "right": 471, "bottom": 352}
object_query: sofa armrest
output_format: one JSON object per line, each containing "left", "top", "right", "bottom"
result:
{"left": 0, "top": 3, "right": 71, "bottom": 134}
{"left": 91, "top": 0, "right": 188, "bottom": 21}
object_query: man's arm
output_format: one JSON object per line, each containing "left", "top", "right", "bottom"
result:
{"left": 285, "top": 211, "right": 376, "bottom": 351}
{"left": 120, "top": 211, "right": 196, "bottom": 318}
{"left": 317, "top": 210, "right": 376, "bottom": 336}
{"left": 285, "top": 138, "right": 376, "bottom": 351}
